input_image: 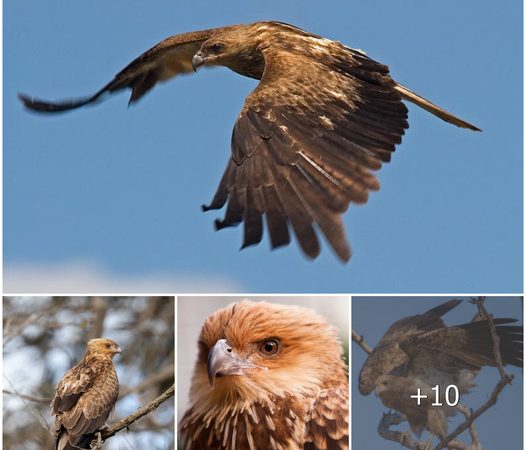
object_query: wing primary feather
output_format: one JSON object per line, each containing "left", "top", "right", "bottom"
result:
{"left": 272, "top": 166, "right": 320, "bottom": 259}
{"left": 241, "top": 157, "right": 264, "bottom": 248}
{"left": 289, "top": 164, "right": 351, "bottom": 261}
{"left": 202, "top": 162, "right": 233, "bottom": 212}
{"left": 19, "top": 29, "right": 217, "bottom": 113}
{"left": 263, "top": 185, "right": 291, "bottom": 249}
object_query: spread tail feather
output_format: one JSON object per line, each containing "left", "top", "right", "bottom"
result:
{"left": 395, "top": 83, "right": 481, "bottom": 131}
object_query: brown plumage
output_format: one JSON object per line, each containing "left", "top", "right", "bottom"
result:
{"left": 19, "top": 21, "right": 480, "bottom": 262}
{"left": 358, "top": 300, "right": 522, "bottom": 440}
{"left": 52, "top": 338, "right": 121, "bottom": 450}
{"left": 179, "top": 300, "right": 349, "bottom": 449}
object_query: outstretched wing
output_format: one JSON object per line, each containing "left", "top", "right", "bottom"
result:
{"left": 377, "top": 299, "right": 462, "bottom": 347}
{"left": 305, "top": 388, "right": 349, "bottom": 449}
{"left": 203, "top": 43, "right": 409, "bottom": 261}
{"left": 400, "top": 318, "right": 523, "bottom": 376}
{"left": 18, "top": 28, "right": 227, "bottom": 112}
{"left": 358, "top": 299, "right": 462, "bottom": 395}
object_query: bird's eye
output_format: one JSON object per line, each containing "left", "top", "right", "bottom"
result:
{"left": 260, "top": 339, "right": 279, "bottom": 356}
{"left": 209, "top": 43, "right": 223, "bottom": 54}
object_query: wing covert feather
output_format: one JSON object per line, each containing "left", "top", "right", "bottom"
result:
{"left": 305, "top": 388, "right": 349, "bottom": 450}
{"left": 19, "top": 28, "right": 228, "bottom": 112}
{"left": 205, "top": 46, "right": 408, "bottom": 261}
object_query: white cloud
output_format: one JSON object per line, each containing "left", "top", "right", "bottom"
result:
{"left": 4, "top": 261, "right": 243, "bottom": 294}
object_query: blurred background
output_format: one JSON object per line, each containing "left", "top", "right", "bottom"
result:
{"left": 2, "top": 296, "right": 175, "bottom": 450}
{"left": 177, "top": 295, "right": 349, "bottom": 444}
{"left": 352, "top": 296, "right": 523, "bottom": 450}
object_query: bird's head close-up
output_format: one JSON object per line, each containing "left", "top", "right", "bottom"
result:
{"left": 87, "top": 338, "right": 122, "bottom": 359}
{"left": 192, "top": 37, "right": 250, "bottom": 71}
{"left": 192, "top": 25, "right": 266, "bottom": 73}
{"left": 192, "top": 39, "right": 227, "bottom": 71}
{"left": 188, "top": 300, "right": 347, "bottom": 407}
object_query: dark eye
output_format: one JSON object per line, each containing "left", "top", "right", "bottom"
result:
{"left": 209, "top": 43, "right": 223, "bottom": 54}
{"left": 260, "top": 339, "right": 279, "bottom": 356}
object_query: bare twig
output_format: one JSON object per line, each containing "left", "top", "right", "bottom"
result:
{"left": 434, "top": 375, "right": 512, "bottom": 450}
{"left": 119, "top": 365, "right": 174, "bottom": 399}
{"left": 3, "top": 375, "right": 50, "bottom": 432}
{"left": 88, "top": 297, "right": 109, "bottom": 340}
{"left": 3, "top": 300, "right": 63, "bottom": 345}
{"left": 2, "top": 389, "right": 50, "bottom": 404}
{"left": 351, "top": 329, "right": 373, "bottom": 354}
{"left": 471, "top": 297, "right": 509, "bottom": 379}
{"left": 378, "top": 411, "right": 469, "bottom": 450}
{"left": 434, "top": 298, "right": 514, "bottom": 450}
{"left": 90, "top": 384, "right": 174, "bottom": 448}
{"left": 455, "top": 404, "right": 482, "bottom": 450}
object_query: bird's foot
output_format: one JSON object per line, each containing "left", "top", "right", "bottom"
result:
{"left": 89, "top": 431, "right": 104, "bottom": 450}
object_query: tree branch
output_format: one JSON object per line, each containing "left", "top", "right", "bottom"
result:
{"left": 356, "top": 299, "right": 517, "bottom": 450}
{"left": 90, "top": 384, "right": 174, "bottom": 448}
{"left": 3, "top": 389, "right": 50, "bottom": 404}
{"left": 434, "top": 298, "right": 514, "bottom": 450}
{"left": 455, "top": 404, "right": 482, "bottom": 450}
{"left": 471, "top": 297, "right": 509, "bottom": 379}
{"left": 377, "top": 410, "right": 469, "bottom": 450}
{"left": 351, "top": 329, "right": 373, "bottom": 354}
{"left": 118, "top": 365, "right": 174, "bottom": 399}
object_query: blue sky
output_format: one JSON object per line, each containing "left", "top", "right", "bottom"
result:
{"left": 352, "top": 297, "right": 523, "bottom": 450}
{"left": 4, "top": 1, "right": 522, "bottom": 293}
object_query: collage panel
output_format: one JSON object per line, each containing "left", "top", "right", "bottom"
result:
{"left": 177, "top": 295, "right": 349, "bottom": 449}
{"left": 352, "top": 296, "right": 523, "bottom": 450}
{"left": 5, "top": 1, "right": 522, "bottom": 294}
{"left": 2, "top": 0, "right": 524, "bottom": 449}
{"left": 2, "top": 296, "right": 175, "bottom": 450}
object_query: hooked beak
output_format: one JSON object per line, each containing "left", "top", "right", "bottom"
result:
{"left": 112, "top": 344, "right": 122, "bottom": 355}
{"left": 192, "top": 51, "right": 207, "bottom": 72}
{"left": 207, "top": 339, "right": 266, "bottom": 386}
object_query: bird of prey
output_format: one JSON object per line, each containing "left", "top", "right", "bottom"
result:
{"left": 52, "top": 338, "right": 121, "bottom": 450}
{"left": 358, "top": 299, "right": 522, "bottom": 440}
{"left": 179, "top": 300, "right": 349, "bottom": 449}
{"left": 19, "top": 21, "right": 480, "bottom": 261}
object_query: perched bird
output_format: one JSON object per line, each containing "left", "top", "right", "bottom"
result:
{"left": 19, "top": 21, "right": 480, "bottom": 261}
{"left": 52, "top": 338, "right": 121, "bottom": 450}
{"left": 358, "top": 300, "right": 523, "bottom": 440}
{"left": 179, "top": 300, "right": 349, "bottom": 449}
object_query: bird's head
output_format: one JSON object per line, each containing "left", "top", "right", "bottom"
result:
{"left": 192, "top": 28, "right": 263, "bottom": 72}
{"left": 358, "top": 344, "right": 409, "bottom": 396}
{"left": 86, "top": 338, "right": 121, "bottom": 359}
{"left": 188, "top": 301, "right": 347, "bottom": 409}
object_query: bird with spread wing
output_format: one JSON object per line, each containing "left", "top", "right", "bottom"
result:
{"left": 19, "top": 21, "right": 480, "bottom": 261}
{"left": 179, "top": 300, "right": 349, "bottom": 449}
{"left": 51, "top": 338, "right": 121, "bottom": 450}
{"left": 358, "top": 299, "right": 523, "bottom": 441}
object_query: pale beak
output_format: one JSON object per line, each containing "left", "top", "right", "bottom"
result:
{"left": 113, "top": 345, "right": 122, "bottom": 354}
{"left": 207, "top": 339, "right": 266, "bottom": 386}
{"left": 192, "top": 51, "right": 206, "bottom": 72}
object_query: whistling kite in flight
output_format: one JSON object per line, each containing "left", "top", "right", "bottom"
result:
{"left": 358, "top": 299, "right": 522, "bottom": 441}
{"left": 19, "top": 21, "right": 480, "bottom": 261}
